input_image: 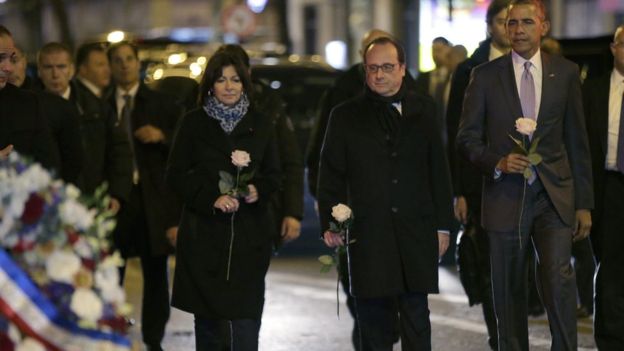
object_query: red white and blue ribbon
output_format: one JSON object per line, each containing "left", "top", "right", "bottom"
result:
{"left": 0, "top": 250, "right": 131, "bottom": 351}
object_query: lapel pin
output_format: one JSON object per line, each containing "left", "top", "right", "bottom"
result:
{"left": 549, "top": 73, "right": 555, "bottom": 77}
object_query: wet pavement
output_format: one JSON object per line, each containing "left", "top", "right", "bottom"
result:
{"left": 123, "top": 257, "right": 597, "bottom": 351}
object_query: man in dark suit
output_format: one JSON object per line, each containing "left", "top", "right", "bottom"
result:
{"left": 318, "top": 36, "right": 454, "bottom": 350}
{"left": 108, "top": 42, "right": 181, "bottom": 351}
{"left": 32, "top": 43, "right": 86, "bottom": 185}
{"left": 0, "top": 25, "right": 59, "bottom": 169}
{"left": 583, "top": 24, "right": 624, "bottom": 350}
{"left": 456, "top": 1, "right": 593, "bottom": 350}
{"left": 445, "top": 1, "right": 511, "bottom": 349}
{"left": 71, "top": 42, "right": 133, "bottom": 210}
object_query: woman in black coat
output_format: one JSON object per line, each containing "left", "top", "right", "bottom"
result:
{"left": 166, "top": 52, "right": 280, "bottom": 351}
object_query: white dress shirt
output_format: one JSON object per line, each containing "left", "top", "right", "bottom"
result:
{"left": 511, "top": 49, "right": 543, "bottom": 121}
{"left": 115, "top": 83, "right": 140, "bottom": 119}
{"left": 606, "top": 69, "right": 624, "bottom": 170}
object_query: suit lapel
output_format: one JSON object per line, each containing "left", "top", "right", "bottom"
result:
{"left": 532, "top": 52, "right": 555, "bottom": 141}
{"left": 497, "top": 55, "right": 525, "bottom": 139}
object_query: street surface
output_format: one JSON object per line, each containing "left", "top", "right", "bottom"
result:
{"left": 123, "top": 257, "right": 597, "bottom": 351}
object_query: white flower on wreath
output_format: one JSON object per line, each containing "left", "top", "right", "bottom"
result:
{"left": 59, "top": 198, "right": 94, "bottom": 230}
{"left": 70, "top": 288, "right": 103, "bottom": 322}
{"left": 95, "top": 264, "right": 124, "bottom": 303}
{"left": 15, "top": 337, "right": 46, "bottom": 351}
{"left": 46, "top": 250, "right": 81, "bottom": 284}
{"left": 331, "top": 203, "right": 352, "bottom": 223}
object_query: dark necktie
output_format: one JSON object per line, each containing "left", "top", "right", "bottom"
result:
{"left": 617, "top": 87, "right": 624, "bottom": 173}
{"left": 121, "top": 94, "right": 139, "bottom": 183}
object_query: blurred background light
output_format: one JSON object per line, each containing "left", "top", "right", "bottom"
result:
{"left": 107, "top": 30, "right": 125, "bottom": 43}
{"left": 247, "top": 0, "right": 268, "bottom": 13}
{"left": 324, "top": 40, "right": 347, "bottom": 69}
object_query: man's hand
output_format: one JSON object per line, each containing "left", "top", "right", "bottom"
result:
{"left": 438, "top": 232, "right": 449, "bottom": 258}
{"left": 281, "top": 216, "right": 301, "bottom": 242}
{"left": 573, "top": 209, "right": 592, "bottom": 242}
{"left": 109, "top": 197, "right": 121, "bottom": 215}
{"left": 454, "top": 196, "right": 468, "bottom": 224}
{"left": 134, "top": 124, "right": 165, "bottom": 143}
{"left": 244, "top": 184, "right": 259, "bottom": 204}
{"left": 322, "top": 231, "right": 344, "bottom": 248}
{"left": 0, "top": 145, "right": 13, "bottom": 159}
{"left": 497, "top": 153, "right": 531, "bottom": 174}
{"left": 166, "top": 226, "right": 178, "bottom": 247}
{"left": 214, "top": 195, "right": 240, "bottom": 213}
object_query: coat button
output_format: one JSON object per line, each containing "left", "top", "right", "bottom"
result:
{"left": 391, "top": 207, "right": 398, "bottom": 213}
{"left": 392, "top": 179, "right": 398, "bottom": 184}
{"left": 391, "top": 152, "right": 397, "bottom": 157}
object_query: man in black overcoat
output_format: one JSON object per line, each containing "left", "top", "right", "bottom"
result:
{"left": 0, "top": 26, "right": 58, "bottom": 169}
{"left": 445, "top": 1, "right": 510, "bottom": 348}
{"left": 71, "top": 42, "right": 132, "bottom": 210}
{"left": 318, "top": 36, "right": 454, "bottom": 351}
{"left": 107, "top": 42, "right": 181, "bottom": 351}
{"left": 582, "top": 24, "right": 624, "bottom": 350}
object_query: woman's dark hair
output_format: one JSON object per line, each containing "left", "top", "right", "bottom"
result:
{"left": 197, "top": 52, "right": 252, "bottom": 106}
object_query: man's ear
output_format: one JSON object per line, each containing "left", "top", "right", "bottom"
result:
{"left": 540, "top": 20, "right": 551, "bottom": 37}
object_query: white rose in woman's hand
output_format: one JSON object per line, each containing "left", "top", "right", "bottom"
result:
{"left": 331, "top": 203, "right": 352, "bottom": 223}
{"left": 515, "top": 117, "right": 537, "bottom": 136}
{"left": 231, "top": 150, "right": 251, "bottom": 168}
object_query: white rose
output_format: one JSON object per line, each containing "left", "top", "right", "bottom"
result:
{"left": 59, "top": 199, "right": 94, "bottom": 230}
{"left": 100, "top": 284, "right": 126, "bottom": 304}
{"left": 515, "top": 117, "right": 537, "bottom": 136}
{"left": 65, "top": 184, "right": 81, "bottom": 199}
{"left": 70, "top": 288, "right": 103, "bottom": 322}
{"left": 46, "top": 250, "right": 81, "bottom": 284}
{"left": 95, "top": 265, "right": 120, "bottom": 295}
{"left": 331, "top": 203, "right": 352, "bottom": 223}
{"left": 16, "top": 337, "right": 46, "bottom": 351}
{"left": 231, "top": 150, "right": 251, "bottom": 168}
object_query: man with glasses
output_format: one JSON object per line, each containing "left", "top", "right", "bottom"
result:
{"left": 318, "top": 36, "right": 454, "bottom": 350}
{"left": 583, "top": 24, "right": 624, "bottom": 350}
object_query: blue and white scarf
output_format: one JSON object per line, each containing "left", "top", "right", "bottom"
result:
{"left": 203, "top": 93, "right": 250, "bottom": 134}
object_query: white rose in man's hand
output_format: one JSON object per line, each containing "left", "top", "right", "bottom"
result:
{"left": 515, "top": 117, "right": 537, "bottom": 136}
{"left": 331, "top": 203, "right": 352, "bottom": 223}
{"left": 231, "top": 150, "right": 251, "bottom": 168}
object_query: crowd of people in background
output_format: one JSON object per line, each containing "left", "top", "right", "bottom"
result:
{"left": 1, "top": 0, "right": 624, "bottom": 350}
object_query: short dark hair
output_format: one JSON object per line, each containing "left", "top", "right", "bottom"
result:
{"left": 487, "top": 0, "right": 511, "bottom": 24}
{"left": 197, "top": 52, "right": 252, "bottom": 106}
{"left": 509, "top": 0, "right": 547, "bottom": 21}
{"left": 215, "top": 44, "right": 250, "bottom": 69}
{"left": 363, "top": 36, "right": 406, "bottom": 65}
{"left": 38, "top": 42, "right": 73, "bottom": 66}
{"left": 76, "top": 42, "right": 108, "bottom": 67}
{"left": 0, "top": 25, "right": 11, "bottom": 37}
{"left": 432, "top": 37, "right": 452, "bottom": 46}
{"left": 107, "top": 41, "right": 139, "bottom": 61}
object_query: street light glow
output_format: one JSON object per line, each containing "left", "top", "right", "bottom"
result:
{"left": 107, "top": 30, "right": 125, "bottom": 43}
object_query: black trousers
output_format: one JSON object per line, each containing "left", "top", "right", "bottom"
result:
{"left": 194, "top": 317, "right": 260, "bottom": 351}
{"left": 116, "top": 185, "right": 170, "bottom": 349}
{"left": 571, "top": 237, "right": 595, "bottom": 314}
{"left": 594, "top": 172, "right": 624, "bottom": 350}
{"left": 354, "top": 292, "right": 430, "bottom": 351}
{"left": 488, "top": 180, "right": 576, "bottom": 351}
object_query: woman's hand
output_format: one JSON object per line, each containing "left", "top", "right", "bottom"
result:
{"left": 244, "top": 184, "right": 259, "bottom": 204}
{"left": 214, "top": 195, "right": 240, "bottom": 213}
